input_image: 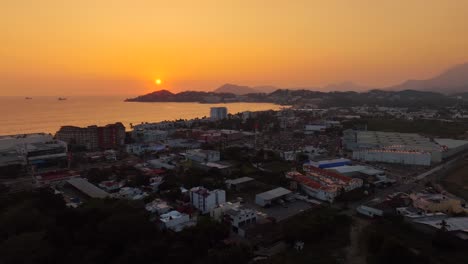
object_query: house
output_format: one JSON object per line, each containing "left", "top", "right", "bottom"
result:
{"left": 159, "top": 211, "right": 195, "bottom": 232}
{"left": 114, "top": 187, "right": 148, "bottom": 200}
{"left": 185, "top": 149, "right": 220, "bottom": 163}
{"left": 410, "top": 193, "right": 468, "bottom": 214}
{"left": 145, "top": 199, "right": 171, "bottom": 215}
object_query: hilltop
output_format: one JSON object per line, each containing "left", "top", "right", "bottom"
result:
{"left": 387, "top": 62, "right": 468, "bottom": 93}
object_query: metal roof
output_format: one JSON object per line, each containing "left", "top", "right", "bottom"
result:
{"left": 434, "top": 138, "right": 468, "bottom": 150}
{"left": 256, "top": 187, "right": 292, "bottom": 201}
{"left": 67, "top": 177, "right": 109, "bottom": 199}
{"left": 226, "top": 177, "right": 254, "bottom": 185}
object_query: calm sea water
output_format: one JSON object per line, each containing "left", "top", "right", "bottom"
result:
{"left": 0, "top": 96, "right": 282, "bottom": 135}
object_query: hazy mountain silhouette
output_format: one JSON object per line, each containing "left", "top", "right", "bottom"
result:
{"left": 213, "top": 83, "right": 259, "bottom": 95}
{"left": 323, "top": 81, "right": 371, "bottom": 92}
{"left": 387, "top": 62, "right": 468, "bottom": 93}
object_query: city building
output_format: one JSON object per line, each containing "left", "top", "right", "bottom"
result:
{"left": 190, "top": 186, "right": 226, "bottom": 214}
{"left": 210, "top": 107, "right": 228, "bottom": 121}
{"left": 225, "top": 207, "right": 257, "bottom": 236}
{"left": 55, "top": 122, "right": 125, "bottom": 150}
{"left": 131, "top": 129, "right": 168, "bottom": 143}
{"left": 0, "top": 133, "right": 68, "bottom": 171}
{"left": 210, "top": 202, "right": 257, "bottom": 236}
{"left": 255, "top": 187, "right": 292, "bottom": 207}
{"left": 126, "top": 143, "right": 167, "bottom": 155}
{"left": 185, "top": 149, "right": 220, "bottom": 163}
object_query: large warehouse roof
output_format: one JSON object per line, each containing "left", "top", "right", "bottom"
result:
{"left": 67, "top": 178, "right": 109, "bottom": 199}
{"left": 256, "top": 187, "right": 292, "bottom": 201}
{"left": 434, "top": 138, "right": 468, "bottom": 149}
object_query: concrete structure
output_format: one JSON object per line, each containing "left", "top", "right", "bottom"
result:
{"left": 356, "top": 198, "right": 387, "bottom": 218}
{"left": 308, "top": 158, "right": 351, "bottom": 169}
{"left": 210, "top": 107, "right": 228, "bottom": 121}
{"left": 255, "top": 187, "right": 292, "bottom": 207}
{"left": 190, "top": 187, "right": 226, "bottom": 214}
{"left": 160, "top": 211, "right": 195, "bottom": 232}
{"left": 225, "top": 207, "right": 257, "bottom": 236}
{"left": 210, "top": 202, "right": 257, "bottom": 236}
{"left": 185, "top": 149, "right": 220, "bottom": 163}
{"left": 67, "top": 177, "right": 109, "bottom": 199}
{"left": 56, "top": 123, "right": 125, "bottom": 150}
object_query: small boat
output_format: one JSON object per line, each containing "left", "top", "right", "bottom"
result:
{"left": 25, "top": 97, "right": 32, "bottom": 100}
{"left": 58, "top": 97, "right": 67, "bottom": 101}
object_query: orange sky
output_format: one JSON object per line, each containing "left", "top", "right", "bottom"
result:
{"left": 1, "top": 0, "right": 468, "bottom": 96}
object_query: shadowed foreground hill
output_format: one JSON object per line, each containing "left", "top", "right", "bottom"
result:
{"left": 0, "top": 189, "right": 250, "bottom": 264}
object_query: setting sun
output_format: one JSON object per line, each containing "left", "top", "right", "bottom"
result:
{"left": 155, "top": 79, "right": 162, "bottom": 85}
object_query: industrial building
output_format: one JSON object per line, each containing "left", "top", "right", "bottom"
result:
{"left": 210, "top": 107, "right": 228, "bottom": 121}
{"left": 344, "top": 130, "right": 468, "bottom": 165}
{"left": 0, "top": 133, "right": 68, "bottom": 172}
{"left": 190, "top": 186, "right": 226, "bottom": 214}
{"left": 255, "top": 187, "right": 292, "bottom": 207}
{"left": 307, "top": 158, "right": 351, "bottom": 169}
{"left": 287, "top": 165, "right": 363, "bottom": 203}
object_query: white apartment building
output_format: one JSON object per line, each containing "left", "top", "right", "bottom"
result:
{"left": 190, "top": 186, "right": 226, "bottom": 214}
{"left": 210, "top": 107, "right": 228, "bottom": 121}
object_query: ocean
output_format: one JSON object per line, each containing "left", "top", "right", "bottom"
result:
{"left": 0, "top": 96, "right": 282, "bottom": 135}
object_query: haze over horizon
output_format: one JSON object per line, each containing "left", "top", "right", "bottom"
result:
{"left": 2, "top": 0, "right": 468, "bottom": 96}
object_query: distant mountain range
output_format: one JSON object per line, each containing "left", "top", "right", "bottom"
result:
{"left": 213, "top": 84, "right": 259, "bottom": 95}
{"left": 126, "top": 62, "right": 468, "bottom": 107}
{"left": 212, "top": 62, "right": 468, "bottom": 95}
{"left": 385, "top": 62, "right": 468, "bottom": 93}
